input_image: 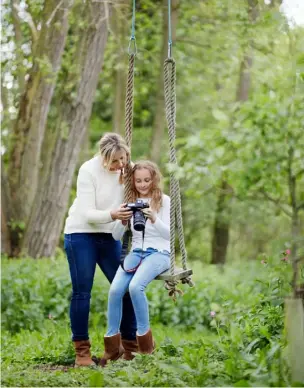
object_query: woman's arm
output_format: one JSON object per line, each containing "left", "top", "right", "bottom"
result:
{"left": 151, "top": 196, "right": 170, "bottom": 240}
{"left": 77, "top": 167, "right": 132, "bottom": 224}
{"left": 112, "top": 220, "right": 127, "bottom": 240}
{"left": 77, "top": 167, "right": 113, "bottom": 223}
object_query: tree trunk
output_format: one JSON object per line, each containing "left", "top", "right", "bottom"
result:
{"left": 211, "top": 180, "right": 232, "bottom": 264}
{"left": 287, "top": 147, "right": 301, "bottom": 297}
{"left": 6, "top": 0, "right": 72, "bottom": 254}
{"left": 288, "top": 148, "right": 299, "bottom": 260}
{"left": 112, "top": 1, "right": 128, "bottom": 134}
{"left": 285, "top": 297, "right": 304, "bottom": 383}
{"left": 23, "top": 1, "right": 112, "bottom": 258}
{"left": 211, "top": 0, "right": 258, "bottom": 265}
{"left": 1, "top": 162, "right": 12, "bottom": 255}
{"left": 150, "top": 0, "right": 178, "bottom": 164}
{"left": 236, "top": 54, "right": 253, "bottom": 101}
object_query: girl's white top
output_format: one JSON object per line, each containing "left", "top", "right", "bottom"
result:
{"left": 112, "top": 194, "right": 170, "bottom": 253}
{"left": 64, "top": 155, "right": 123, "bottom": 234}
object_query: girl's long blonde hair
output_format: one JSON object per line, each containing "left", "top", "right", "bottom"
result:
{"left": 130, "top": 160, "right": 163, "bottom": 212}
{"left": 99, "top": 132, "right": 130, "bottom": 184}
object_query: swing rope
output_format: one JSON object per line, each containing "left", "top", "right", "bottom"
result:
{"left": 120, "top": 0, "right": 137, "bottom": 261}
{"left": 163, "top": 0, "right": 193, "bottom": 296}
{"left": 121, "top": 0, "right": 193, "bottom": 297}
{"left": 124, "top": 0, "right": 136, "bottom": 204}
{"left": 123, "top": 53, "right": 135, "bottom": 203}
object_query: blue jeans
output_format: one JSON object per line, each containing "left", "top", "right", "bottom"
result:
{"left": 64, "top": 233, "right": 137, "bottom": 341}
{"left": 106, "top": 248, "right": 170, "bottom": 336}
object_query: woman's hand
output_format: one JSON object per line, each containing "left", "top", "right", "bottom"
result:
{"left": 111, "top": 204, "right": 133, "bottom": 221}
{"left": 142, "top": 208, "right": 156, "bottom": 224}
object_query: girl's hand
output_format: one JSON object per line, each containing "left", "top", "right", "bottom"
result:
{"left": 111, "top": 204, "right": 133, "bottom": 221}
{"left": 142, "top": 208, "right": 156, "bottom": 223}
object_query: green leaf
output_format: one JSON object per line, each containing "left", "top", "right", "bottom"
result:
{"left": 234, "top": 380, "right": 251, "bottom": 387}
{"left": 212, "top": 108, "right": 229, "bottom": 122}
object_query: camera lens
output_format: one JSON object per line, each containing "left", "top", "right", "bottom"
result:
{"left": 133, "top": 210, "right": 146, "bottom": 231}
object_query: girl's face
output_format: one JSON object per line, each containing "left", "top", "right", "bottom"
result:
{"left": 134, "top": 168, "right": 153, "bottom": 198}
{"left": 109, "top": 150, "right": 127, "bottom": 171}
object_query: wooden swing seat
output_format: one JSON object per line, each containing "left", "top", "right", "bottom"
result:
{"left": 156, "top": 267, "right": 193, "bottom": 281}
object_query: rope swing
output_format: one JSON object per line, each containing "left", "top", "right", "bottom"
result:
{"left": 121, "top": 0, "right": 193, "bottom": 299}
{"left": 120, "top": 0, "right": 136, "bottom": 261}
{"left": 155, "top": 0, "right": 193, "bottom": 296}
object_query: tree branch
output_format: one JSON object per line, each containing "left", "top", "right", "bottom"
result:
{"left": 202, "top": 185, "right": 216, "bottom": 196}
{"left": 260, "top": 189, "right": 292, "bottom": 217}
{"left": 13, "top": 2, "right": 39, "bottom": 43}
{"left": 11, "top": 0, "right": 25, "bottom": 92}
{"left": 295, "top": 168, "right": 304, "bottom": 179}
{"left": 46, "top": 0, "right": 65, "bottom": 26}
{"left": 95, "top": 1, "right": 112, "bottom": 34}
{"left": 297, "top": 203, "right": 304, "bottom": 212}
{"left": 177, "top": 38, "right": 211, "bottom": 49}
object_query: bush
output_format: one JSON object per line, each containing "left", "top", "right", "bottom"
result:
{"left": 2, "top": 252, "right": 293, "bottom": 335}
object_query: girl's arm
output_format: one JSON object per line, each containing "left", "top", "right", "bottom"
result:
{"left": 152, "top": 196, "right": 170, "bottom": 240}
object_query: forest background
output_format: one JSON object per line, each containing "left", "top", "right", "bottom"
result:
{"left": 1, "top": 0, "right": 304, "bottom": 386}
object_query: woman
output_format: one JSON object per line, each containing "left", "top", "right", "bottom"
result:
{"left": 100, "top": 161, "right": 170, "bottom": 366}
{"left": 64, "top": 132, "right": 137, "bottom": 367}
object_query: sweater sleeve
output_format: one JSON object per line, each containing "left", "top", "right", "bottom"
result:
{"left": 112, "top": 220, "right": 127, "bottom": 241}
{"left": 152, "top": 195, "right": 170, "bottom": 240}
{"left": 77, "top": 167, "right": 113, "bottom": 224}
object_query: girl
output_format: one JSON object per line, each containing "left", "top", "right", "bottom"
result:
{"left": 100, "top": 161, "right": 170, "bottom": 365}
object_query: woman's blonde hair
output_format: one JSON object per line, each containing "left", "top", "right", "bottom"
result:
{"left": 130, "top": 160, "right": 163, "bottom": 212}
{"left": 99, "top": 132, "right": 130, "bottom": 184}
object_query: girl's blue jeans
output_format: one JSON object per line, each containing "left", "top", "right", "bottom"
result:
{"left": 106, "top": 248, "right": 170, "bottom": 336}
{"left": 64, "top": 233, "right": 137, "bottom": 341}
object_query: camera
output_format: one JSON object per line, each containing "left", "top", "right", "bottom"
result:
{"left": 126, "top": 199, "right": 149, "bottom": 232}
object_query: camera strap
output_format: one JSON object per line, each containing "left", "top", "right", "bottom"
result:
{"left": 121, "top": 220, "right": 146, "bottom": 273}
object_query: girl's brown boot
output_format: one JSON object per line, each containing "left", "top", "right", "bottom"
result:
{"left": 136, "top": 329, "right": 155, "bottom": 354}
{"left": 122, "top": 339, "right": 138, "bottom": 360}
{"left": 100, "top": 333, "right": 124, "bottom": 367}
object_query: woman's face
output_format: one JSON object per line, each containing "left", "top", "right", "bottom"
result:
{"left": 108, "top": 150, "right": 127, "bottom": 171}
{"left": 134, "top": 168, "right": 153, "bottom": 198}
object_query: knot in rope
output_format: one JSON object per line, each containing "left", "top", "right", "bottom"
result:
{"left": 165, "top": 280, "right": 184, "bottom": 301}
{"left": 181, "top": 276, "right": 194, "bottom": 287}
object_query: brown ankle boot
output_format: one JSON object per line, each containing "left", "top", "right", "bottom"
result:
{"left": 122, "top": 339, "right": 138, "bottom": 360}
{"left": 100, "top": 333, "right": 124, "bottom": 367}
{"left": 73, "top": 340, "right": 95, "bottom": 367}
{"left": 136, "top": 329, "right": 155, "bottom": 354}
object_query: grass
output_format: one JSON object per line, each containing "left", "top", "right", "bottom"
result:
{"left": 2, "top": 253, "right": 303, "bottom": 387}
{"left": 2, "top": 322, "right": 210, "bottom": 387}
